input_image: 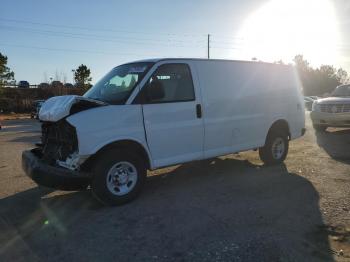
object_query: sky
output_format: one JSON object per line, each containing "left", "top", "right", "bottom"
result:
{"left": 1, "top": 0, "right": 350, "bottom": 84}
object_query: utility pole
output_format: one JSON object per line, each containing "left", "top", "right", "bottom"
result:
{"left": 72, "top": 69, "right": 75, "bottom": 85}
{"left": 207, "top": 34, "right": 210, "bottom": 59}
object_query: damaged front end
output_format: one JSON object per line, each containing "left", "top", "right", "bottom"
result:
{"left": 21, "top": 120, "right": 91, "bottom": 190}
{"left": 22, "top": 147, "right": 90, "bottom": 190}
{"left": 21, "top": 119, "right": 91, "bottom": 190}
{"left": 21, "top": 95, "right": 107, "bottom": 190}
{"left": 36, "top": 95, "right": 107, "bottom": 170}
{"left": 40, "top": 120, "right": 81, "bottom": 170}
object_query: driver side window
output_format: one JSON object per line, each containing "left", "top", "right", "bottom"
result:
{"left": 144, "top": 63, "right": 195, "bottom": 103}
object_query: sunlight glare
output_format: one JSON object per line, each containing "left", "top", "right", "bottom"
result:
{"left": 236, "top": 0, "right": 340, "bottom": 67}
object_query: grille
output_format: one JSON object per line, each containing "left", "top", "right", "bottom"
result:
{"left": 320, "top": 104, "right": 350, "bottom": 113}
{"left": 41, "top": 120, "right": 78, "bottom": 164}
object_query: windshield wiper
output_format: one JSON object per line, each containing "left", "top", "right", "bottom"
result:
{"left": 86, "top": 97, "right": 109, "bottom": 104}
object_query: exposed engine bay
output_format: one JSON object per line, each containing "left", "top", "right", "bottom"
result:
{"left": 41, "top": 120, "right": 78, "bottom": 165}
{"left": 37, "top": 95, "right": 108, "bottom": 170}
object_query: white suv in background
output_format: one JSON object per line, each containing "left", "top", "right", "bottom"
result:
{"left": 311, "top": 84, "right": 350, "bottom": 131}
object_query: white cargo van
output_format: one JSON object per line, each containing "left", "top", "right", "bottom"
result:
{"left": 22, "top": 59, "right": 305, "bottom": 205}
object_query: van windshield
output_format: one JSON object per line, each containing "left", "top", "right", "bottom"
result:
{"left": 84, "top": 62, "right": 153, "bottom": 104}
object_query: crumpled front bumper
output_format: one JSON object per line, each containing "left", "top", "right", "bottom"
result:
{"left": 22, "top": 148, "right": 91, "bottom": 190}
{"left": 310, "top": 111, "right": 350, "bottom": 127}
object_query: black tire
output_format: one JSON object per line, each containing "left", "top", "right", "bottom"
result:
{"left": 313, "top": 124, "right": 327, "bottom": 132}
{"left": 259, "top": 130, "right": 289, "bottom": 165}
{"left": 91, "top": 149, "right": 146, "bottom": 206}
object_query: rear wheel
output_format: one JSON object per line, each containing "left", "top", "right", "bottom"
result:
{"left": 313, "top": 124, "right": 327, "bottom": 132}
{"left": 259, "top": 131, "right": 289, "bottom": 165}
{"left": 91, "top": 149, "right": 146, "bottom": 206}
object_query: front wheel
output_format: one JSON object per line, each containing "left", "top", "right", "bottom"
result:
{"left": 91, "top": 149, "right": 146, "bottom": 206}
{"left": 259, "top": 131, "right": 289, "bottom": 165}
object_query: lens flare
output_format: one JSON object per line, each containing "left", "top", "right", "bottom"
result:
{"left": 235, "top": 0, "right": 340, "bottom": 67}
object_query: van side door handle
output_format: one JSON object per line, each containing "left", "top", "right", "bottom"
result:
{"left": 196, "top": 104, "right": 202, "bottom": 118}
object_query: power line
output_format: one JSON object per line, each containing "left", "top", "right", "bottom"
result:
{"left": 3, "top": 17, "right": 350, "bottom": 53}
{"left": 0, "top": 43, "right": 161, "bottom": 57}
{"left": 0, "top": 25, "right": 206, "bottom": 47}
{"left": 0, "top": 26, "right": 211, "bottom": 52}
{"left": 210, "top": 34, "right": 246, "bottom": 42}
{"left": 2, "top": 25, "right": 349, "bottom": 61}
{"left": 0, "top": 17, "right": 206, "bottom": 39}
{"left": 211, "top": 43, "right": 350, "bottom": 51}
{"left": 210, "top": 46, "right": 242, "bottom": 50}
{"left": 211, "top": 40, "right": 245, "bottom": 46}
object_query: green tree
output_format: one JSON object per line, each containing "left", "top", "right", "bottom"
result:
{"left": 336, "top": 68, "right": 348, "bottom": 83}
{"left": 0, "top": 52, "right": 15, "bottom": 87}
{"left": 294, "top": 55, "right": 310, "bottom": 72}
{"left": 315, "top": 65, "right": 339, "bottom": 95}
{"left": 74, "top": 64, "right": 92, "bottom": 90}
{"left": 293, "top": 55, "right": 347, "bottom": 96}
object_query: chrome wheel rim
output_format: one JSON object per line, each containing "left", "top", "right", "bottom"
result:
{"left": 272, "top": 137, "right": 285, "bottom": 160}
{"left": 106, "top": 161, "right": 138, "bottom": 196}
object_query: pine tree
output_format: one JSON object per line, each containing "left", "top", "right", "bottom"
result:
{"left": 0, "top": 52, "right": 15, "bottom": 87}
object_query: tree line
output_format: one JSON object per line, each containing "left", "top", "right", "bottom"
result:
{"left": 0, "top": 52, "right": 92, "bottom": 90}
{"left": 293, "top": 55, "right": 348, "bottom": 96}
{"left": 0, "top": 51, "right": 349, "bottom": 95}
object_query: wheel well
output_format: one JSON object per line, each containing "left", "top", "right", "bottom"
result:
{"left": 267, "top": 120, "right": 291, "bottom": 140}
{"left": 81, "top": 140, "right": 151, "bottom": 171}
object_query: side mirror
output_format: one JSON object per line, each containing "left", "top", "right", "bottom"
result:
{"left": 148, "top": 80, "right": 165, "bottom": 101}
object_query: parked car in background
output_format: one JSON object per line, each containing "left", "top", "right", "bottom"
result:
{"left": 18, "top": 81, "right": 30, "bottom": 88}
{"left": 30, "top": 100, "right": 46, "bottom": 119}
{"left": 311, "top": 84, "right": 350, "bottom": 131}
{"left": 51, "top": 81, "right": 64, "bottom": 88}
{"left": 38, "top": 83, "right": 50, "bottom": 89}
{"left": 64, "top": 83, "right": 74, "bottom": 88}
{"left": 22, "top": 58, "right": 305, "bottom": 206}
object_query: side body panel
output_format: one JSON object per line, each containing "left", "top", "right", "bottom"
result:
{"left": 193, "top": 60, "right": 304, "bottom": 158}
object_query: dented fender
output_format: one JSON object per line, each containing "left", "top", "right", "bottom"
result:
{"left": 66, "top": 104, "right": 154, "bottom": 168}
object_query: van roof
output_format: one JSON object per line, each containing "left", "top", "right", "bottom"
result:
{"left": 129, "top": 58, "right": 292, "bottom": 67}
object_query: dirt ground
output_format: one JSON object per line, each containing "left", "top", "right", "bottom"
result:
{"left": 0, "top": 114, "right": 349, "bottom": 261}
{"left": 0, "top": 113, "right": 31, "bottom": 121}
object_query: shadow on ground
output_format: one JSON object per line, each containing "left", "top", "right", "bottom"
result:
{"left": 316, "top": 128, "right": 350, "bottom": 164}
{"left": 9, "top": 135, "right": 41, "bottom": 143}
{"left": 0, "top": 158, "right": 333, "bottom": 262}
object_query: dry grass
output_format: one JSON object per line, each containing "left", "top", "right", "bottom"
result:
{"left": 0, "top": 113, "right": 31, "bottom": 121}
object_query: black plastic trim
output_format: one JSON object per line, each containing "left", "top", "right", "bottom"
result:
{"left": 22, "top": 149, "right": 91, "bottom": 191}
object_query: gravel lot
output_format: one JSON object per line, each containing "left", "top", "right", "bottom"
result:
{"left": 0, "top": 114, "right": 349, "bottom": 262}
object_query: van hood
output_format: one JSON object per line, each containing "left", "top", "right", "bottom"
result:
{"left": 316, "top": 96, "right": 350, "bottom": 104}
{"left": 39, "top": 95, "right": 107, "bottom": 122}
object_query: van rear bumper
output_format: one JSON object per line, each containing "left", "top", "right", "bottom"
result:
{"left": 22, "top": 149, "right": 90, "bottom": 190}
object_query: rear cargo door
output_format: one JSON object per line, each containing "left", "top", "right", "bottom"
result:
{"left": 140, "top": 62, "right": 204, "bottom": 168}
